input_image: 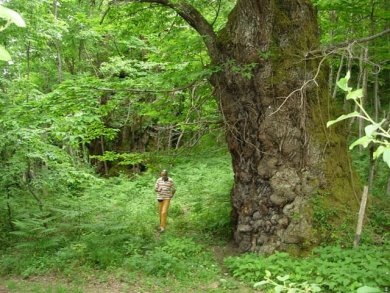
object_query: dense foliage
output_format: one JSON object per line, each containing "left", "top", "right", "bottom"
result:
{"left": 0, "top": 0, "right": 388, "bottom": 292}
{"left": 226, "top": 245, "right": 389, "bottom": 292}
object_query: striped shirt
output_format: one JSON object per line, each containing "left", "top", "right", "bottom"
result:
{"left": 155, "top": 177, "right": 176, "bottom": 200}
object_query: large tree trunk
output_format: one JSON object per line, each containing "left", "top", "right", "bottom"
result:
{"left": 209, "top": 0, "right": 357, "bottom": 253}
{"left": 119, "top": 0, "right": 359, "bottom": 253}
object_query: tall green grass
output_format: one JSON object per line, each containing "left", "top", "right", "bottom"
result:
{"left": 1, "top": 134, "right": 389, "bottom": 293}
{"left": 0, "top": 139, "right": 234, "bottom": 286}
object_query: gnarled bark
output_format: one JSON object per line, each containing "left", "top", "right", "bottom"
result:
{"left": 117, "top": 0, "right": 358, "bottom": 253}
{"left": 209, "top": 0, "right": 342, "bottom": 253}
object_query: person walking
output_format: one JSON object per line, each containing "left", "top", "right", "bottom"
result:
{"left": 155, "top": 170, "right": 176, "bottom": 232}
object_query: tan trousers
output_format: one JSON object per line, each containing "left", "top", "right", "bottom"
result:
{"left": 158, "top": 199, "right": 171, "bottom": 229}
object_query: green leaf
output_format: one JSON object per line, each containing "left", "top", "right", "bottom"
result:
{"left": 287, "top": 289, "right": 297, "bottom": 293}
{"left": 346, "top": 89, "right": 363, "bottom": 100}
{"left": 373, "top": 146, "right": 385, "bottom": 160}
{"left": 0, "top": 45, "right": 11, "bottom": 61}
{"left": 327, "top": 111, "right": 360, "bottom": 127}
{"left": 276, "top": 275, "right": 290, "bottom": 282}
{"left": 253, "top": 280, "right": 268, "bottom": 288}
{"left": 311, "top": 284, "right": 322, "bottom": 292}
{"left": 0, "top": 5, "right": 26, "bottom": 27}
{"left": 265, "top": 270, "right": 271, "bottom": 277}
{"left": 345, "top": 70, "right": 351, "bottom": 81}
{"left": 275, "top": 285, "right": 284, "bottom": 293}
{"left": 337, "top": 71, "right": 352, "bottom": 92}
{"left": 383, "top": 148, "right": 390, "bottom": 168}
{"left": 356, "top": 286, "right": 382, "bottom": 293}
{"left": 364, "top": 124, "right": 380, "bottom": 137}
{"left": 349, "top": 136, "right": 372, "bottom": 150}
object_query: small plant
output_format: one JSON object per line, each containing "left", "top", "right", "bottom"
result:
{"left": 225, "top": 244, "right": 389, "bottom": 292}
{"left": 327, "top": 71, "right": 390, "bottom": 168}
{"left": 254, "top": 270, "right": 321, "bottom": 292}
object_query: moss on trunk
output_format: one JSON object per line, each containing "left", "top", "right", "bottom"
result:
{"left": 209, "top": 0, "right": 360, "bottom": 253}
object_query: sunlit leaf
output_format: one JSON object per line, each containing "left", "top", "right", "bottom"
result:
{"left": 312, "top": 284, "right": 322, "bottom": 292}
{"left": 337, "top": 71, "right": 352, "bottom": 92}
{"left": 373, "top": 146, "right": 385, "bottom": 160}
{"left": 346, "top": 89, "right": 363, "bottom": 100}
{"left": 0, "top": 45, "right": 11, "bottom": 61}
{"left": 326, "top": 111, "right": 360, "bottom": 127}
{"left": 356, "top": 286, "right": 382, "bottom": 293}
{"left": 275, "top": 285, "right": 283, "bottom": 293}
{"left": 253, "top": 280, "right": 268, "bottom": 288}
{"left": 276, "top": 275, "right": 290, "bottom": 282}
{"left": 349, "top": 136, "right": 372, "bottom": 150}
{"left": 383, "top": 148, "right": 390, "bottom": 168}
{"left": 364, "top": 124, "right": 380, "bottom": 137}
{"left": 0, "top": 5, "right": 26, "bottom": 27}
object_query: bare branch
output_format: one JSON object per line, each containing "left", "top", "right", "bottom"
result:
{"left": 110, "top": 0, "right": 220, "bottom": 62}
{"left": 308, "top": 28, "right": 390, "bottom": 56}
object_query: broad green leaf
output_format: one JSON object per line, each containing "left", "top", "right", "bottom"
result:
{"left": 364, "top": 124, "right": 380, "bottom": 137}
{"left": 287, "top": 289, "right": 297, "bottom": 293}
{"left": 275, "top": 285, "right": 283, "bottom": 293}
{"left": 0, "top": 5, "right": 26, "bottom": 27}
{"left": 349, "top": 136, "right": 372, "bottom": 150}
{"left": 327, "top": 111, "right": 360, "bottom": 127}
{"left": 0, "top": 45, "right": 11, "bottom": 61}
{"left": 265, "top": 270, "right": 271, "bottom": 277}
{"left": 383, "top": 148, "right": 390, "bottom": 168}
{"left": 253, "top": 280, "right": 268, "bottom": 288}
{"left": 311, "top": 284, "right": 322, "bottom": 292}
{"left": 373, "top": 146, "right": 385, "bottom": 160}
{"left": 337, "top": 71, "right": 352, "bottom": 92}
{"left": 276, "top": 275, "right": 290, "bottom": 282}
{"left": 356, "top": 286, "right": 382, "bottom": 293}
{"left": 346, "top": 89, "right": 363, "bottom": 100}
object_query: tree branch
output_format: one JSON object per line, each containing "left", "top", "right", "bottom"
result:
{"left": 110, "top": 0, "right": 220, "bottom": 62}
{"left": 308, "top": 28, "right": 390, "bottom": 56}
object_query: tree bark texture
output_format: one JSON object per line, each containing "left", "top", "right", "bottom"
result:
{"left": 118, "top": 0, "right": 359, "bottom": 253}
{"left": 208, "top": 0, "right": 357, "bottom": 253}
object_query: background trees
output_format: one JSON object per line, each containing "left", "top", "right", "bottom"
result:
{"left": 0, "top": 0, "right": 388, "bottom": 280}
{"left": 0, "top": 0, "right": 388, "bottom": 291}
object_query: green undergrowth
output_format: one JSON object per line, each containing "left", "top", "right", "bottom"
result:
{"left": 225, "top": 244, "right": 390, "bottom": 292}
{"left": 0, "top": 141, "right": 237, "bottom": 291}
{"left": 1, "top": 136, "right": 389, "bottom": 292}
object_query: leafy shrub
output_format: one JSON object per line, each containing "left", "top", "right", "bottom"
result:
{"left": 0, "top": 143, "right": 232, "bottom": 281}
{"left": 254, "top": 270, "right": 321, "bottom": 292}
{"left": 225, "top": 244, "right": 390, "bottom": 293}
